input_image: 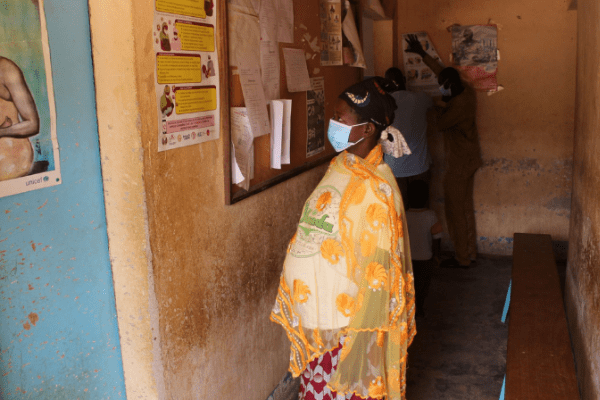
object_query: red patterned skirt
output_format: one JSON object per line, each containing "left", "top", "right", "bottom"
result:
{"left": 299, "top": 344, "right": 376, "bottom": 400}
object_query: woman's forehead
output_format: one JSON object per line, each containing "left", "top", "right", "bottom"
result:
{"left": 334, "top": 99, "right": 357, "bottom": 117}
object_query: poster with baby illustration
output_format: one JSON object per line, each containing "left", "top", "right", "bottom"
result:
{"left": 154, "top": 0, "right": 220, "bottom": 152}
{"left": 0, "top": 0, "right": 60, "bottom": 198}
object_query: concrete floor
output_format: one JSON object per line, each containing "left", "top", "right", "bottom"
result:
{"left": 405, "top": 256, "right": 511, "bottom": 400}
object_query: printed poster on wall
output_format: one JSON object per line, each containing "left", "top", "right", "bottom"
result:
{"left": 319, "top": 0, "right": 343, "bottom": 66}
{"left": 402, "top": 32, "right": 444, "bottom": 96}
{"left": 451, "top": 25, "right": 498, "bottom": 91}
{"left": 0, "top": 0, "right": 60, "bottom": 199}
{"left": 341, "top": 0, "right": 366, "bottom": 69}
{"left": 154, "top": 0, "right": 220, "bottom": 152}
{"left": 306, "top": 77, "right": 325, "bottom": 157}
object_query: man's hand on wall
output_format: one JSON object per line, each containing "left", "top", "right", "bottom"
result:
{"left": 404, "top": 34, "right": 427, "bottom": 57}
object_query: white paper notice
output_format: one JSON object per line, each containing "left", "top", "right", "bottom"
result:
{"left": 249, "top": 144, "right": 255, "bottom": 179}
{"left": 260, "top": 41, "right": 281, "bottom": 101}
{"left": 259, "top": 0, "right": 278, "bottom": 41}
{"left": 228, "top": 9, "right": 261, "bottom": 83}
{"left": 270, "top": 100, "right": 283, "bottom": 169}
{"left": 239, "top": 64, "right": 271, "bottom": 138}
{"left": 231, "top": 107, "right": 254, "bottom": 152}
{"left": 232, "top": 143, "right": 255, "bottom": 191}
{"left": 231, "top": 143, "right": 245, "bottom": 185}
{"left": 230, "top": 107, "right": 254, "bottom": 190}
{"left": 281, "top": 99, "right": 292, "bottom": 164}
{"left": 278, "top": 0, "right": 294, "bottom": 43}
{"left": 282, "top": 48, "right": 312, "bottom": 92}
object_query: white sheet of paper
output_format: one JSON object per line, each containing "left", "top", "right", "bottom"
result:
{"left": 239, "top": 64, "right": 271, "bottom": 138}
{"left": 260, "top": 40, "right": 281, "bottom": 102}
{"left": 281, "top": 99, "right": 292, "bottom": 164}
{"left": 270, "top": 100, "right": 284, "bottom": 169}
{"left": 282, "top": 48, "right": 312, "bottom": 92}
{"left": 277, "top": 0, "right": 294, "bottom": 43}
{"left": 230, "top": 107, "right": 254, "bottom": 190}
{"left": 228, "top": 0, "right": 259, "bottom": 15}
{"left": 228, "top": 9, "right": 261, "bottom": 75}
{"left": 259, "top": 0, "right": 278, "bottom": 41}
{"left": 231, "top": 143, "right": 245, "bottom": 185}
{"left": 231, "top": 107, "right": 254, "bottom": 152}
{"left": 249, "top": 143, "right": 255, "bottom": 179}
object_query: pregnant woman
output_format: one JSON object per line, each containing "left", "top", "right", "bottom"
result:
{"left": 271, "top": 77, "right": 416, "bottom": 400}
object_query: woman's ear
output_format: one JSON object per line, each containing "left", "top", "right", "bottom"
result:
{"left": 364, "top": 122, "right": 377, "bottom": 138}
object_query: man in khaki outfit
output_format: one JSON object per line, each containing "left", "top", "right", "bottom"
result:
{"left": 405, "top": 34, "right": 482, "bottom": 268}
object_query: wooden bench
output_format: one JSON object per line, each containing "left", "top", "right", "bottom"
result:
{"left": 504, "top": 233, "right": 579, "bottom": 399}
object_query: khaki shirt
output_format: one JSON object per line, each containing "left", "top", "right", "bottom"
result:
{"left": 422, "top": 54, "right": 483, "bottom": 171}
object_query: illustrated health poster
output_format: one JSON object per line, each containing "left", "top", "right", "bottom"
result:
{"left": 0, "top": 0, "right": 60, "bottom": 198}
{"left": 451, "top": 25, "right": 498, "bottom": 91}
{"left": 306, "top": 77, "right": 325, "bottom": 157}
{"left": 319, "top": 0, "right": 343, "bottom": 66}
{"left": 402, "top": 32, "right": 444, "bottom": 96}
{"left": 154, "top": 0, "right": 220, "bottom": 151}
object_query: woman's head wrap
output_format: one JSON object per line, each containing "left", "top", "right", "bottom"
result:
{"left": 338, "top": 77, "right": 397, "bottom": 131}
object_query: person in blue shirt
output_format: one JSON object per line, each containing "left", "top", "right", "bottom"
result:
{"left": 383, "top": 67, "right": 433, "bottom": 206}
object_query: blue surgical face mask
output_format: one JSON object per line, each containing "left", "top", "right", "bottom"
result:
{"left": 439, "top": 84, "right": 452, "bottom": 97}
{"left": 327, "top": 119, "right": 368, "bottom": 152}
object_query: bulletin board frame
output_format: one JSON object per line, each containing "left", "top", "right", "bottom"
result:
{"left": 223, "top": 0, "right": 365, "bottom": 205}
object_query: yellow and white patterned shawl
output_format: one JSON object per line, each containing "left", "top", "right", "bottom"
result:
{"left": 271, "top": 145, "right": 416, "bottom": 400}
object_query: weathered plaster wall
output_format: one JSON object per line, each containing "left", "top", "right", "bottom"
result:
{"left": 565, "top": 0, "right": 600, "bottom": 398}
{"left": 387, "top": 0, "right": 577, "bottom": 255}
{"left": 131, "top": 1, "right": 328, "bottom": 398}
{"left": 89, "top": 0, "right": 164, "bottom": 398}
{"left": 373, "top": 20, "right": 393, "bottom": 77}
{"left": 0, "top": 1, "right": 126, "bottom": 398}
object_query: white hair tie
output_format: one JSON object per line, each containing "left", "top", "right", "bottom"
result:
{"left": 379, "top": 126, "right": 411, "bottom": 158}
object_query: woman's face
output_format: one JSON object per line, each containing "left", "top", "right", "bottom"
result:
{"left": 333, "top": 99, "right": 367, "bottom": 143}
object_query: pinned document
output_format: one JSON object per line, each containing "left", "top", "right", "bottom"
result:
{"left": 239, "top": 64, "right": 271, "bottom": 138}
{"left": 270, "top": 99, "right": 292, "bottom": 169}
{"left": 231, "top": 107, "right": 254, "bottom": 190}
{"left": 282, "top": 48, "right": 312, "bottom": 92}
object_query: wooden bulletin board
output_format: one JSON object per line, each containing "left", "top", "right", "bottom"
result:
{"left": 223, "top": 0, "right": 363, "bottom": 204}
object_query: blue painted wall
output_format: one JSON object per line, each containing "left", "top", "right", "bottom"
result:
{"left": 0, "top": 1, "right": 126, "bottom": 398}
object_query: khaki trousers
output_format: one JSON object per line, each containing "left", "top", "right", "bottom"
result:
{"left": 443, "top": 164, "right": 478, "bottom": 266}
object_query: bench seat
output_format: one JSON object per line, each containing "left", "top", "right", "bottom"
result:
{"left": 505, "top": 233, "right": 579, "bottom": 399}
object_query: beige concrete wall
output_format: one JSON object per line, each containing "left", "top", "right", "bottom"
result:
{"left": 565, "top": 0, "right": 600, "bottom": 398}
{"left": 129, "top": 1, "right": 328, "bottom": 399}
{"left": 89, "top": 1, "right": 165, "bottom": 398}
{"left": 373, "top": 20, "right": 393, "bottom": 77}
{"left": 381, "top": 0, "right": 577, "bottom": 255}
